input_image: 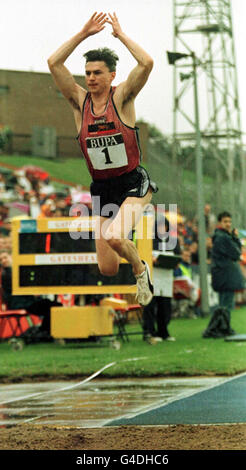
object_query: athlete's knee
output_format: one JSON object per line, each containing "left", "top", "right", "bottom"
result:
{"left": 103, "top": 225, "right": 121, "bottom": 247}
{"left": 98, "top": 260, "right": 119, "bottom": 277}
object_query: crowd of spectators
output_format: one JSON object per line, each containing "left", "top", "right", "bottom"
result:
{"left": 173, "top": 203, "right": 216, "bottom": 267}
{"left": 0, "top": 165, "right": 92, "bottom": 238}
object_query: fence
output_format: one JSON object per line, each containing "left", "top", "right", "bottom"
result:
{"left": 146, "top": 138, "right": 244, "bottom": 225}
{"left": 2, "top": 133, "right": 82, "bottom": 159}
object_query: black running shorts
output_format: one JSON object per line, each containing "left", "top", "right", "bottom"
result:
{"left": 90, "top": 166, "right": 158, "bottom": 217}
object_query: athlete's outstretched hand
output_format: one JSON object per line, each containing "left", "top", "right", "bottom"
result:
{"left": 82, "top": 12, "right": 108, "bottom": 37}
{"left": 106, "top": 12, "right": 124, "bottom": 38}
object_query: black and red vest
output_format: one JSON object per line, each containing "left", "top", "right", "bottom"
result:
{"left": 77, "top": 87, "right": 141, "bottom": 180}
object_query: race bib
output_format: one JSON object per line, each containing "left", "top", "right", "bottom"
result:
{"left": 86, "top": 133, "right": 128, "bottom": 170}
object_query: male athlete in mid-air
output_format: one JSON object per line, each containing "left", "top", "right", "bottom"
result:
{"left": 48, "top": 12, "right": 158, "bottom": 305}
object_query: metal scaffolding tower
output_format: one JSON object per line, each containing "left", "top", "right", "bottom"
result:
{"left": 171, "top": 0, "right": 244, "bottom": 224}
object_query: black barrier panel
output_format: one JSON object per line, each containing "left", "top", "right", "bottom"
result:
{"left": 19, "top": 264, "right": 136, "bottom": 286}
{"left": 19, "top": 232, "right": 96, "bottom": 254}
{"left": 19, "top": 231, "right": 136, "bottom": 254}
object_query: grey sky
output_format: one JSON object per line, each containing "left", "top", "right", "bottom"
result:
{"left": 1, "top": 0, "right": 246, "bottom": 138}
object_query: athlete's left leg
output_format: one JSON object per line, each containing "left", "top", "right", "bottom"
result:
{"left": 95, "top": 215, "right": 121, "bottom": 277}
{"left": 103, "top": 189, "right": 154, "bottom": 305}
{"left": 104, "top": 189, "right": 152, "bottom": 274}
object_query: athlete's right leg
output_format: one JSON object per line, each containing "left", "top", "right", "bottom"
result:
{"left": 95, "top": 215, "right": 121, "bottom": 277}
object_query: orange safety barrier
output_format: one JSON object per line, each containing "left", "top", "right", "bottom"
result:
{"left": 0, "top": 310, "right": 41, "bottom": 339}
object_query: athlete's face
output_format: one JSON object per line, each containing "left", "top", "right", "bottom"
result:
{"left": 85, "top": 61, "right": 116, "bottom": 94}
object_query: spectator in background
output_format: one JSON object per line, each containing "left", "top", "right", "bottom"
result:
{"left": 184, "top": 219, "right": 196, "bottom": 245}
{"left": 38, "top": 198, "right": 56, "bottom": 218}
{"left": 188, "top": 229, "right": 213, "bottom": 267}
{"left": 191, "top": 222, "right": 198, "bottom": 242}
{"left": 14, "top": 169, "right": 32, "bottom": 193}
{"left": 211, "top": 211, "right": 245, "bottom": 324}
{"left": 204, "top": 203, "right": 216, "bottom": 235}
{"left": 55, "top": 197, "right": 70, "bottom": 216}
{"left": 28, "top": 191, "right": 41, "bottom": 218}
{"left": 190, "top": 241, "right": 199, "bottom": 265}
{"left": 0, "top": 235, "right": 12, "bottom": 252}
{"left": 142, "top": 215, "right": 181, "bottom": 344}
{"left": 174, "top": 248, "right": 192, "bottom": 279}
{"left": 0, "top": 202, "right": 11, "bottom": 235}
{"left": 173, "top": 248, "right": 200, "bottom": 317}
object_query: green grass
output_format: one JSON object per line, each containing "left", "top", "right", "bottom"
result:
{"left": 1, "top": 306, "right": 246, "bottom": 382}
{"left": 0, "top": 154, "right": 92, "bottom": 187}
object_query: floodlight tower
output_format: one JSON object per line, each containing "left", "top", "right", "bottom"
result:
{"left": 171, "top": 0, "right": 244, "bottom": 225}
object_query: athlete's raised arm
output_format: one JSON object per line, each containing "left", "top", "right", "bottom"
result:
{"left": 47, "top": 12, "right": 108, "bottom": 110}
{"left": 106, "top": 12, "right": 154, "bottom": 103}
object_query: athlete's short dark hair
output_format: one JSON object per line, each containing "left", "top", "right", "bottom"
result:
{"left": 218, "top": 211, "right": 232, "bottom": 221}
{"left": 83, "top": 47, "right": 119, "bottom": 72}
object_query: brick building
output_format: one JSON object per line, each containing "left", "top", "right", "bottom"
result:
{"left": 0, "top": 69, "right": 148, "bottom": 160}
